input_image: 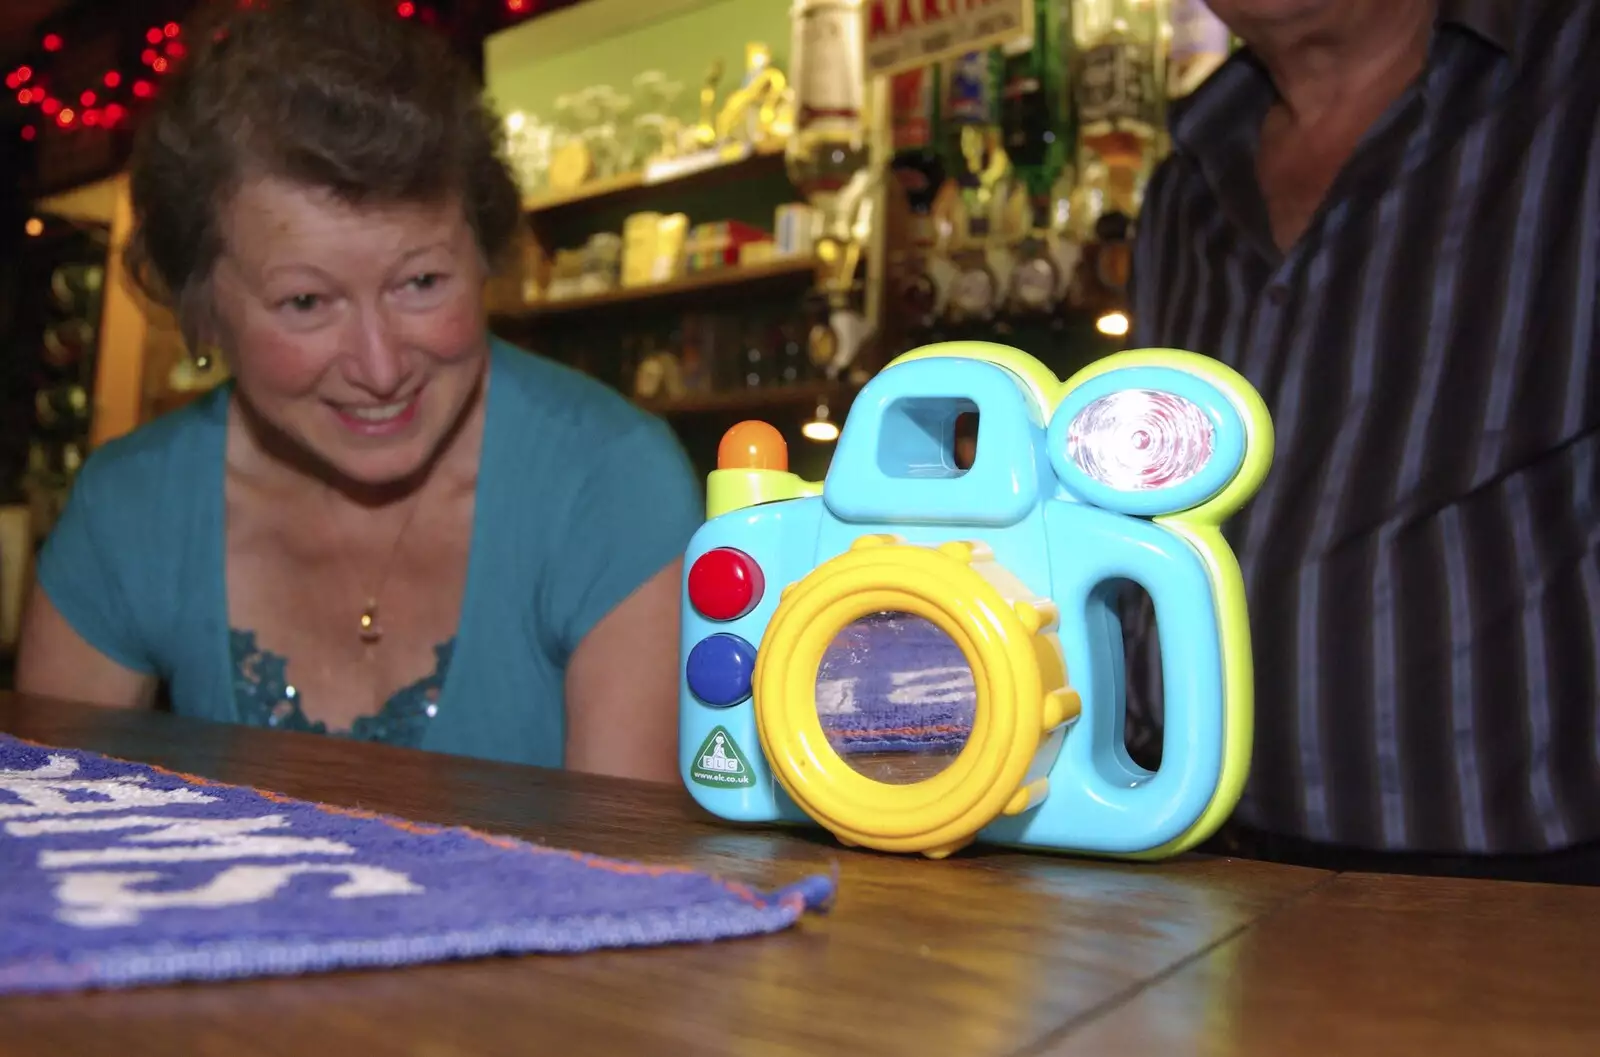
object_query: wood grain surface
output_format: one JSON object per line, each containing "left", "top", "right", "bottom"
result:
{"left": 1060, "top": 870, "right": 1600, "bottom": 1056}
{"left": 2, "top": 693, "right": 1594, "bottom": 1057}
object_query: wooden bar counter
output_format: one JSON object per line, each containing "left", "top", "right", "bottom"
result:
{"left": 2, "top": 692, "right": 1596, "bottom": 1056}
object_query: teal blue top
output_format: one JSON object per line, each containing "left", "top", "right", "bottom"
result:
{"left": 34, "top": 337, "right": 704, "bottom": 768}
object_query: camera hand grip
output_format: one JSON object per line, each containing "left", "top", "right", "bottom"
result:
{"left": 1038, "top": 351, "right": 1270, "bottom": 855}
{"left": 1044, "top": 505, "right": 1229, "bottom": 852}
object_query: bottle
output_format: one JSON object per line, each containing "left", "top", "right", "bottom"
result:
{"left": 943, "top": 50, "right": 999, "bottom": 196}
{"left": 740, "top": 324, "right": 774, "bottom": 389}
{"left": 998, "top": 4, "right": 1056, "bottom": 177}
{"left": 891, "top": 64, "right": 938, "bottom": 162}
{"left": 889, "top": 64, "right": 947, "bottom": 338}
{"left": 1005, "top": 201, "right": 1064, "bottom": 320}
{"left": 940, "top": 50, "right": 1006, "bottom": 329}
{"left": 785, "top": 0, "right": 870, "bottom": 202}
{"left": 776, "top": 316, "right": 811, "bottom": 385}
{"left": 999, "top": 0, "right": 1072, "bottom": 320}
{"left": 1072, "top": 0, "right": 1164, "bottom": 223}
{"left": 890, "top": 63, "right": 946, "bottom": 222}
{"left": 787, "top": 0, "right": 873, "bottom": 378}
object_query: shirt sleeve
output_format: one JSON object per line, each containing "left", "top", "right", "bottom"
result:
{"left": 539, "top": 414, "right": 705, "bottom": 663}
{"left": 33, "top": 450, "right": 159, "bottom": 675}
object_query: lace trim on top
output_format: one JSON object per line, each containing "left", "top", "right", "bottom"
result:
{"left": 229, "top": 628, "right": 454, "bottom": 749}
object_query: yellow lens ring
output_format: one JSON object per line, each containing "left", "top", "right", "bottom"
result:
{"left": 759, "top": 582, "right": 1023, "bottom": 854}
{"left": 763, "top": 584, "right": 999, "bottom": 823}
{"left": 758, "top": 565, "right": 1002, "bottom": 827}
{"left": 754, "top": 538, "right": 1065, "bottom": 856}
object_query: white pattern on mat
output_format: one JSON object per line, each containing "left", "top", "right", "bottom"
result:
{"left": 816, "top": 677, "right": 859, "bottom": 716}
{"left": 888, "top": 666, "right": 975, "bottom": 706}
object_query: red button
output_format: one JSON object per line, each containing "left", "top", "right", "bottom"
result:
{"left": 688, "top": 547, "right": 765, "bottom": 621}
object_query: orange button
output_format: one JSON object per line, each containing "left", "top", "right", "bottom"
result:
{"left": 718, "top": 420, "right": 788, "bottom": 471}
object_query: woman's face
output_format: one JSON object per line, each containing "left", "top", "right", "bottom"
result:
{"left": 208, "top": 175, "right": 490, "bottom": 488}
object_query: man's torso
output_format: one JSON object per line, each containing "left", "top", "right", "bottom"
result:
{"left": 1129, "top": 0, "right": 1600, "bottom": 855}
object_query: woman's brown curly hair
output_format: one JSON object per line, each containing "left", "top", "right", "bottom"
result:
{"left": 123, "top": 0, "right": 523, "bottom": 341}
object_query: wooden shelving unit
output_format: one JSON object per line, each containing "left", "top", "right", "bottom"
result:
{"left": 498, "top": 101, "right": 842, "bottom": 446}
{"left": 501, "top": 255, "right": 816, "bottom": 321}
{"left": 523, "top": 141, "right": 789, "bottom": 220}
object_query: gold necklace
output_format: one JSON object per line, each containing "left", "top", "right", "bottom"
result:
{"left": 342, "top": 488, "right": 427, "bottom": 647}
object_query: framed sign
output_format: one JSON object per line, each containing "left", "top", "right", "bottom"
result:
{"left": 863, "top": 0, "right": 1033, "bottom": 81}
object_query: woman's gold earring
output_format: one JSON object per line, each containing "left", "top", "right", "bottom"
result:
{"left": 191, "top": 342, "right": 224, "bottom": 372}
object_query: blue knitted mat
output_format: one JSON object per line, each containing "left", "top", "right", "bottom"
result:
{"left": 817, "top": 612, "right": 977, "bottom": 754}
{"left": 0, "top": 734, "right": 834, "bottom": 995}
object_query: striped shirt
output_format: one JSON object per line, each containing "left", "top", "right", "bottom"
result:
{"left": 1126, "top": 0, "right": 1600, "bottom": 855}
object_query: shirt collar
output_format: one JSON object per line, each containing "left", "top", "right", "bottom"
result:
{"left": 1168, "top": 0, "right": 1525, "bottom": 157}
{"left": 1438, "top": 0, "right": 1522, "bottom": 58}
{"left": 1167, "top": 50, "right": 1274, "bottom": 160}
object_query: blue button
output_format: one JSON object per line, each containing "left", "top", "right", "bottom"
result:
{"left": 686, "top": 633, "right": 757, "bottom": 708}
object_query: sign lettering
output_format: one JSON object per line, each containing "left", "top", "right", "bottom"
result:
{"left": 863, "top": 0, "right": 1032, "bottom": 81}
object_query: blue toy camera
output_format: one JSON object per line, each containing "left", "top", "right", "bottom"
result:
{"left": 679, "top": 342, "right": 1273, "bottom": 860}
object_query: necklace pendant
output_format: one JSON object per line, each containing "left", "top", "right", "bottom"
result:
{"left": 359, "top": 601, "right": 382, "bottom": 644}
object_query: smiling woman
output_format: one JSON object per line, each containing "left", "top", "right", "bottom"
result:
{"left": 13, "top": 0, "right": 704, "bottom": 784}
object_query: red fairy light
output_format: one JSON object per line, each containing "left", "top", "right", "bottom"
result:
{"left": 17, "top": 66, "right": 31, "bottom": 82}
{"left": 83, "top": 108, "right": 100, "bottom": 126}
{"left": 20, "top": 126, "right": 35, "bottom": 141}
{"left": 40, "top": 97, "right": 60, "bottom": 115}
{"left": 397, "top": 1, "right": 415, "bottom": 15}
{"left": 165, "top": 22, "right": 181, "bottom": 37}
{"left": 56, "top": 107, "right": 76, "bottom": 127}
{"left": 147, "top": 28, "right": 164, "bottom": 44}
{"left": 104, "top": 71, "right": 121, "bottom": 88}
{"left": 152, "top": 58, "right": 169, "bottom": 73}
{"left": 103, "top": 103, "right": 125, "bottom": 125}
{"left": 166, "top": 41, "right": 186, "bottom": 59}
{"left": 142, "top": 48, "right": 159, "bottom": 64}
{"left": 80, "top": 90, "right": 95, "bottom": 106}
{"left": 132, "top": 80, "right": 154, "bottom": 98}
{"left": 42, "top": 34, "right": 62, "bottom": 52}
